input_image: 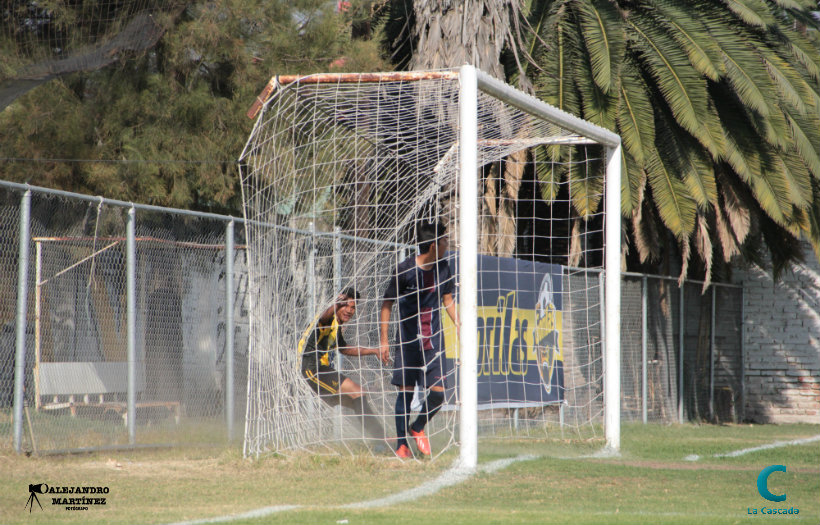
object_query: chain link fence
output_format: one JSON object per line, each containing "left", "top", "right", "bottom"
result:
{"left": 620, "top": 274, "right": 744, "bottom": 425}
{"left": 0, "top": 181, "right": 248, "bottom": 453}
{"left": 1, "top": 180, "right": 744, "bottom": 454}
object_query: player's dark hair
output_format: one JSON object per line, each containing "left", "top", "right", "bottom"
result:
{"left": 338, "top": 287, "right": 360, "bottom": 301}
{"left": 417, "top": 221, "right": 446, "bottom": 254}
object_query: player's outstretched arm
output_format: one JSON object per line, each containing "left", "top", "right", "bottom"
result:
{"left": 379, "top": 299, "right": 394, "bottom": 359}
{"left": 443, "top": 292, "right": 460, "bottom": 340}
{"left": 340, "top": 345, "right": 390, "bottom": 365}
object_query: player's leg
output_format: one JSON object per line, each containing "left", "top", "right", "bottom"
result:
{"left": 391, "top": 347, "right": 421, "bottom": 457}
{"left": 409, "top": 349, "right": 446, "bottom": 456}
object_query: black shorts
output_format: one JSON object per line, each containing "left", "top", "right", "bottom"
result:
{"left": 302, "top": 362, "right": 348, "bottom": 398}
{"left": 391, "top": 342, "right": 447, "bottom": 389}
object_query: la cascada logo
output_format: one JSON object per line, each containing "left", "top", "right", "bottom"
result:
{"left": 748, "top": 465, "right": 800, "bottom": 516}
{"left": 25, "top": 482, "right": 109, "bottom": 513}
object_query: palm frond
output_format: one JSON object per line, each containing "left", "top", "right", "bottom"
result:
{"left": 573, "top": 50, "right": 618, "bottom": 130}
{"left": 785, "top": 110, "right": 820, "bottom": 179}
{"left": 759, "top": 213, "right": 804, "bottom": 278}
{"left": 628, "top": 14, "right": 723, "bottom": 157}
{"left": 787, "top": 40, "right": 820, "bottom": 80}
{"left": 645, "top": 149, "right": 697, "bottom": 239}
{"left": 762, "top": 52, "right": 813, "bottom": 117}
{"left": 748, "top": 152, "right": 792, "bottom": 225}
{"left": 534, "top": 144, "right": 563, "bottom": 203}
{"left": 656, "top": 1, "right": 724, "bottom": 81}
{"left": 766, "top": 0, "right": 811, "bottom": 10}
{"left": 718, "top": 41, "right": 773, "bottom": 118}
{"left": 566, "top": 147, "right": 604, "bottom": 217}
{"left": 621, "top": 148, "right": 641, "bottom": 215}
{"left": 719, "top": 0, "right": 774, "bottom": 27}
{"left": 631, "top": 173, "right": 661, "bottom": 263}
{"left": 572, "top": 0, "right": 624, "bottom": 94}
{"left": 678, "top": 234, "right": 691, "bottom": 284}
{"left": 716, "top": 168, "right": 752, "bottom": 244}
{"left": 714, "top": 197, "right": 742, "bottom": 261}
{"left": 655, "top": 112, "right": 718, "bottom": 209}
{"left": 616, "top": 58, "right": 654, "bottom": 167}
{"left": 530, "top": 3, "right": 582, "bottom": 114}
{"left": 694, "top": 212, "right": 714, "bottom": 288}
{"left": 777, "top": 150, "right": 812, "bottom": 207}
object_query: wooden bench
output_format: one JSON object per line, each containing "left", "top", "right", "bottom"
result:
{"left": 36, "top": 362, "right": 181, "bottom": 425}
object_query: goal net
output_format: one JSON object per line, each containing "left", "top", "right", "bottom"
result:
{"left": 239, "top": 67, "right": 621, "bottom": 462}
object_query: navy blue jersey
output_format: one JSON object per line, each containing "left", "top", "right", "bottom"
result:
{"left": 382, "top": 257, "right": 455, "bottom": 353}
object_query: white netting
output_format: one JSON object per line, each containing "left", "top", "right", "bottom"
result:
{"left": 239, "top": 70, "right": 610, "bottom": 458}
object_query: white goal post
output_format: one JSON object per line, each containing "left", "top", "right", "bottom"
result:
{"left": 458, "top": 66, "right": 621, "bottom": 467}
{"left": 239, "top": 65, "right": 621, "bottom": 465}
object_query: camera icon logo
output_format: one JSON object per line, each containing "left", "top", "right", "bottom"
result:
{"left": 26, "top": 483, "right": 48, "bottom": 513}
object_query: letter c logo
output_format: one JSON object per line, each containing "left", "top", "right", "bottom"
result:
{"left": 757, "top": 465, "right": 787, "bottom": 502}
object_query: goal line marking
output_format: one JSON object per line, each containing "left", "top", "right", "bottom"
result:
{"left": 683, "top": 434, "right": 820, "bottom": 462}
{"left": 164, "top": 454, "right": 537, "bottom": 525}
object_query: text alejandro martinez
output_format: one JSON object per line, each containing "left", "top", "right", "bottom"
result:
{"left": 48, "top": 485, "right": 109, "bottom": 510}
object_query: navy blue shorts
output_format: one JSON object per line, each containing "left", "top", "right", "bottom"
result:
{"left": 391, "top": 342, "right": 447, "bottom": 389}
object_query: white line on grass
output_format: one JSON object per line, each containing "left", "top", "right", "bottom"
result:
{"left": 164, "top": 506, "right": 301, "bottom": 525}
{"left": 343, "top": 454, "right": 537, "bottom": 509}
{"left": 683, "top": 434, "right": 820, "bottom": 462}
{"left": 164, "top": 454, "right": 537, "bottom": 525}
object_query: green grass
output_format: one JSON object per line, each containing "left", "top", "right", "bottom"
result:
{"left": 1, "top": 423, "right": 818, "bottom": 524}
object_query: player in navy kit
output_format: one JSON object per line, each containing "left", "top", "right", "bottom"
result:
{"left": 379, "top": 221, "right": 459, "bottom": 458}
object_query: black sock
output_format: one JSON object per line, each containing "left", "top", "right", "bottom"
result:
{"left": 395, "top": 390, "right": 413, "bottom": 448}
{"left": 411, "top": 389, "right": 444, "bottom": 433}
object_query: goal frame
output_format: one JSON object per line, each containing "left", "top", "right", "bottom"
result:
{"left": 243, "top": 65, "right": 622, "bottom": 467}
{"left": 458, "top": 66, "right": 621, "bottom": 468}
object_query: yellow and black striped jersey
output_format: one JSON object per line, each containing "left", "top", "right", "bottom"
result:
{"left": 298, "top": 313, "right": 348, "bottom": 369}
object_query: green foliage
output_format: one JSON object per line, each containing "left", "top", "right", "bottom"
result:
{"left": 518, "top": 0, "right": 820, "bottom": 280}
{"left": 0, "top": 0, "right": 389, "bottom": 213}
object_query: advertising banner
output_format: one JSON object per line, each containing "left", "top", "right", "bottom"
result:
{"left": 443, "top": 254, "right": 564, "bottom": 408}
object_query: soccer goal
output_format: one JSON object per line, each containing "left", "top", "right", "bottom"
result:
{"left": 239, "top": 66, "right": 621, "bottom": 467}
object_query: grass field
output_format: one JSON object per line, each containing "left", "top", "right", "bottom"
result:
{"left": 1, "top": 423, "right": 818, "bottom": 524}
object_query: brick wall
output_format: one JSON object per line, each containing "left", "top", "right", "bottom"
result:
{"left": 734, "top": 243, "right": 820, "bottom": 423}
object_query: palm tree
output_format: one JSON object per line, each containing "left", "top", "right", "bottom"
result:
{"left": 383, "top": 0, "right": 820, "bottom": 282}
{"left": 519, "top": 0, "right": 820, "bottom": 282}
{"left": 380, "top": 0, "right": 530, "bottom": 256}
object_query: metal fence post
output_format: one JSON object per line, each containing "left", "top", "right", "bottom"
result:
{"left": 13, "top": 190, "right": 31, "bottom": 453}
{"left": 641, "top": 275, "right": 648, "bottom": 424}
{"left": 225, "top": 220, "right": 235, "bottom": 441}
{"left": 740, "top": 287, "right": 746, "bottom": 422}
{"left": 678, "top": 282, "right": 685, "bottom": 424}
{"left": 709, "top": 285, "right": 716, "bottom": 422}
{"left": 126, "top": 206, "right": 137, "bottom": 445}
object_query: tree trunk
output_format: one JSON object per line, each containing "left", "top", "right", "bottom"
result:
{"left": 410, "top": 0, "right": 522, "bottom": 256}
{"left": 409, "top": 0, "right": 511, "bottom": 79}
